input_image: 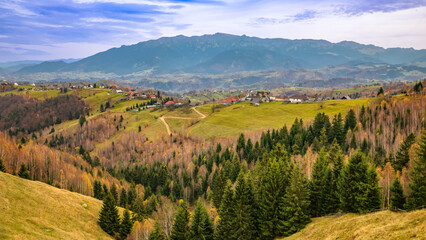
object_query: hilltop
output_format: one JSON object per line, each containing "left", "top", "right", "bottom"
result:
{"left": 282, "top": 210, "right": 425, "bottom": 240}
{"left": 0, "top": 172, "right": 114, "bottom": 240}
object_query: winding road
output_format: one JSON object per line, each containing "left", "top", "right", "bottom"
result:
{"left": 159, "top": 107, "right": 206, "bottom": 135}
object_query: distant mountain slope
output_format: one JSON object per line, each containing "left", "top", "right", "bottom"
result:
{"left": 16, "top": 33, "right": 426, "bottom": 75}
{"left": 16, "top": 61, "right": 68, "bottom": 74}
{"left": 282, "top": 209, "right": 426, "bottom": 240}
{"left": 0, "top": 172, "right": 113, "bottom": 240}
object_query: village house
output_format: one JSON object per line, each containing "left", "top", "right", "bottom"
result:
{"left": 289, "top": 94, "right": 309, "bottom": 103}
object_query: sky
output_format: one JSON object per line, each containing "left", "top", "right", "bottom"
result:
{"left": 0, "top": 0, "right": 425, "bottom": 62}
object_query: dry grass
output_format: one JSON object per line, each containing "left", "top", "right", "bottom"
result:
{"left": 0, "top": 172, "right": 114, "bottom": 240}
{"left": 281, "top": 210, "right": 426, "bottom": 240}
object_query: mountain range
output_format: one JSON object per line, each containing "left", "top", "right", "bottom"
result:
{"left": 10, "top": 33, "right": 426, "bottom": 75}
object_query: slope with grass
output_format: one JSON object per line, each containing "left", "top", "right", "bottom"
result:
{"left": 0, "top": 172, "right": 113, "bottom": 240}
{"left": 281, "top": 210, "right": 426, "bottom": 240}
{"left": 190, "top": 98, "right": 370, "bottom": 138}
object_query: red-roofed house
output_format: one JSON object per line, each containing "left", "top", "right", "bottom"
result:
{"left": 150, "top": 94, "right": 156, "bottom": 99}
{"left": 165, "top": 101, "right": 175, "bottom": 105}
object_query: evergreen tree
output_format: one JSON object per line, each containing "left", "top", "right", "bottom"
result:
{"left": 18, "top": 163, "right": 30, "bottom": 179}
{"left": 110, "top": 184, "right": 118, "bottom": 204}
{"left": 405, "top": 131, "right": 426, "bottom": 210}
{"left": 390, "top": 177, "right": 405, "bottom": 211}
{"left": 309, "top": 148, "right": 328, "bottom": 217}
{"left": 363, "top": 166, "right": 381, "bottom": 212}
{"left": 189, "top": 199, "right": 214, "bottom": 240}
{"left": 244, "top": 138, "right": 253, "bottom": 163}
{"left": 393, "top": 133, "right": 416, "bottom": 172}
{"left": 350, "top": 133, "right": 357, "bottom": 149}
{"left": 215, "top": 181, "right": 236, "bottom": 240}
{"left": 211, "top": 168, "right": 226, "bottom": 209}
{"left": 282, "top": 165, "right": 311, "bottom": 236}
{"left": 413, "top": 81, "right": 423, "bottom": 93}
{"left": 149, "top": 222, "right": 166, "bottom": 240}
{"left": 344, "top": 109, "right": 357, "bottom": 132}
{"left": 98, "top": 193, "right": 120, "bottom": 236}
{"left": 236, "top": 133, "right": 245, "bottom": 158}
{"left": 120, "top": 210, "right": 133, "bottom": 240}
{"left": 258, "top": 159, "right": 289, "bottom": 239}
{"left": 331, "top": 113, "right": 345, "bottom": 146}
{"left": 79, "top": 115, "right": 86, "bottom": 127}
{"left": 360, "top": 138, "right": 369, "bottom": 155}
{"left": 338, "top": 152, "right": 370, "bottom": 213}
{"left": 94, "top": 180, "right": 103, "bottom": 200}
{"left": 0, "top": 158, "right": 6, "bottom": 172}
{"left": 377, "top": 87, "right": 384, "bottom": 96}
{"left": 330, "top": 143, "right": 344, "bottom": 213}
{"left": 171, "top": 201, "right": 190, "bottom": 240}
{"left": 127, "top": 183, "right": 136, "bottom": 207}
{"left": 131, "top": 196, "right": 146, "bottom": 222}
{"left": 119, "top": 188, "right": 127, "bottom": 207}
{"left": 232, "top": 172, "right": 258, "bottom": 240}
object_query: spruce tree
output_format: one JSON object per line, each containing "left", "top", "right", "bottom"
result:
{"left": 18, "top": 163, "right": 30, "bottom": 179}
{"left": 393, "top": 133, "right": 416, "bottom": 172}
{"left": 331, "top": 113, "right": 345, "bottom": 146}
{"left": 390, "top": 177, "right": 405, "bottom": 211}
{"left": 98, "top": 193, "right": 120, "bottom": 236}
{"left": 364, "top": 166, "right": 381, "bottom": 212}
{"left": 338, "top": 152, "right": 370, "bottom": 213}
{"left": 120, "top": 209, "right": 133, "bottom": 240}
{"left": 344, "top": 109, "right": 357, "bottom": 132}
{"left": 0, "top": 158, "right": 6, "bottom": 172}
{"left": 406, "top": 131, "right": 426, "bottom": 210}
{"left": 211, "top": 168, "right": 226, "bottom": 209}
{"left": 110, "top": 184, "right": 118, "bottom": 204}
{"left": 149, "top": 222, "right": 166, "bottom": 240}
{"left": 120, "top": 188, "right": 127, "bottom": 207}
{"left": 131, "top": 196, "right": 146, "bottom": 222}
{"left": 171, "top": 201, "right": 190, "bottom": 240}
{"left": 94, "top": 180, "right": 103, "bottom": 200}
{"left": 258, "top": 159, "right": 288, "bottom": 239}
{"left": 330, "top": 143, "right": 344, "bottom": 213}
{"left": 309, "top": 148, "right": 328, "bottom": 217}
{"left": 189, "top": 199, "right": 213, "bottom": 240}
{"left": 233, "top": 172, "right": 258, "bottom": 240}
{"left": 282, "top": 165, "right": 311, "bottom": 236}
{"left": 215, "top": 181, "right": 236, "bottom": 240}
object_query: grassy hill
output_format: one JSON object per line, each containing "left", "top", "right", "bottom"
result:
{"left": 189, "top": 98, "right": 370, "bottom": 138}
{"left": 281, "top": 210, "right": 426, "bottom": 240}
{"left": 0, "top": 172, "right": 113, "bottom": 240}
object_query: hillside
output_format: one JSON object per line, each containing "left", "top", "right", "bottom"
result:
{"left": 282, "top": 210, "right": 426, "bottom": 240}
{"left": 0, "top": 172, "right": 113, "bottom": 240}
{"left": 16, "top": 33, "right": 426, "bottom": 75}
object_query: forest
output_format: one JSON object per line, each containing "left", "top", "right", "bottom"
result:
{"left": 0, "top": 82, "right": 424, "bottom": 240}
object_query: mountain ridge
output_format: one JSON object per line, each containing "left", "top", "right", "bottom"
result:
{"left": 14, "top": 33, "right": 426, "bottom": 75}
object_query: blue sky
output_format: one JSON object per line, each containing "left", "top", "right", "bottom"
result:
{"left": 0, "top": 0, "right": 425, "bottom": 61}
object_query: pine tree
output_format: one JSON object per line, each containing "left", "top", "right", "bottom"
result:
{"left": 215, "top": 181, "right": 236, "bottom": 240}
{"left": 405, "top": 131, "right": 426, "bottom": 210}
{"left": 189, "top": 199, "right": 213, "bottom": 240}
{"left": 0, "top": 158, "right": 6, "bottom": 172}
{"left": 120, "top": 209, "right": 133, "bottom": 240}
{"left": 390, "top": 177, "right": 405, "bottom": 211}
{"left": 18, "top": 163, "right": 30, "bottom": 179}
{"left": 171, "top": 201, "right": 190, "bottom": 240}
{"left": 309, "top": 148, "right": 328, "bottom": 217}
{"left": 377, "top": 87, "right": 384, "bottom": 96}
{"left": 120, "top": 188, "right": 127, "bottom": 207}
{"left": 331, "top": 113, "right": 345, "bottom": 146}
{"left": 232, "top": 172, "right": 258, "bottom": 240}
{"left": 393, "top": 133, "right": 416, "bottom": 172}
{"left": 282, "top": 165, "right": 311, "bottom": 236}
{"left": 149, "top": 222, "right": 166, "bottom": 240}
{"left": 98, "top": 193, "right": 120, "bottom": 236}
{"left": 258, "top": 159, "right": 289, "bottom": 239}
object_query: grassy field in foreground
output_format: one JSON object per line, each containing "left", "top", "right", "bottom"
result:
{"left": 282, "top": 209, "right": 426, "bottom": 240}
{"left": 190, "top": 98, "right": 370, "bottom": 138}
{"left": 0, "top": 172, "right": 114, "bottom": 240}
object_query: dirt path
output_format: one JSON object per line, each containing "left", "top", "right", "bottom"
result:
{"left": 159, "top": 107, "right": 206, "bottom": 135}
